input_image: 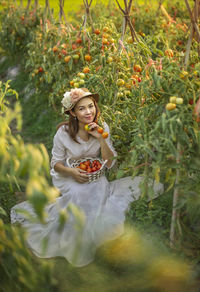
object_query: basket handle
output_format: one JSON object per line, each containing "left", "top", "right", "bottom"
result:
{"left": 66, "top": 158, "right": 72, "bottom": 167}
{"left": 100, "top": 159, "right": 108, "bottom": 170}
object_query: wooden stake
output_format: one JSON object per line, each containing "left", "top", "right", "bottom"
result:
{"left": 185, "top": 0, "right": 200, "bottom": 42}
{"left": 170, "top": 142, "right": 181, "bottom": 248}
{"left": 115, "top": 0, "right": 139, "bottom": 43}
{"left": 184, "top": 26, "right": 194, "bottom": 69}
{"left": 26, "top": 0, "right": 32, "bottom": 10}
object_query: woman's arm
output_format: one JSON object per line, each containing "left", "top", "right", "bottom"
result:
{"left": 51, "top": 128, "right": 88, "bottom": 183}
{"left": 87, "top": 122, "right": 116, "bottom": 168}
{"left": 54, "top": 162, "right": 88, "bottom": 183}
{"left": 97, "top": 136, "right": 114, "bottom": 168}
{"left": 54, "top": 162, "right": 74, "bottom": 177}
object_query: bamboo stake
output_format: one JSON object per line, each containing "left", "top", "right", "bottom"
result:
{"left": 34, "top": 0, "right": 38, "bottom": 9}
{"left": 185, "top": 0, "right": 200, "bottom": 42}
{"left": 170, "top": 142, "right": 181, "bottom": 248}
{"left": 26, "top": 0, "right": 32, "bottom": 10}
{"left": 82, "top": 0, "right": 94, "bottom": 32}
{"left": 120, "top": 17, "right": 127, "bottom": 42}
{"left": 184, "top": 26, "right": 194, "bottom": 69}
{"left": 45, "top": 0, "right": 50, "bottom": 11}
{"left": 160, "top": 4, "right": 173, "bottom": 23}
{"left": 156, "top": 0, "right": 164, "bottom": 17}
{"left": 115, "top": 0, "right": 139, "bottom": 43}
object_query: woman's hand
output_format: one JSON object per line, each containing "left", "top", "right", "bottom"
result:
{"left": 87, "top": 122, "right": 102, "bottom": 139}
{"left": 71, "top": 168, "right": 89, "bottom": 183}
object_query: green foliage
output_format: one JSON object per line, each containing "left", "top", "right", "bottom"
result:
{"left": 0, "top": 0, "right": 200, "bottom": 290}
{"left": 0, "top": 220, "right": 57, "bottom": 292}
{"left": 0, "top": 4, "right": 47, "bottom": 55}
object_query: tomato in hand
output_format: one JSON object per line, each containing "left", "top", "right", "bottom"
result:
{"left": 84, "top": 124, "right": 90, "bottom": 131}
{"left": 97, "top": 127, "right": 104, "bottom": 134}
{"left": 102, "top": 132, "right": 109, "bottom": 139}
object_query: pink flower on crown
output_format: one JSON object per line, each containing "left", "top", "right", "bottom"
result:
{"left": 70, "top": 88, "right": 85, "bottom": 103}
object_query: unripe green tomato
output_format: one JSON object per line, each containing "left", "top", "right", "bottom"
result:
{"left": 117, "top": 92, "right": 123, "bottom": 98}
{"left": 169, "top": 96, "right": 177, "bottom": 103}
{"left": 176, "top": 97, "right": 183, "bottom": 105}
{"left": 77, "top": 72, "right": 85, "bottom": 79}
{"left": 116, "top": 79, "right": 125, "bottom": 86}
{"left": 107, "top": 57, "right": 113, "bottom": 63}
{"left": 74, "top": 82, "right": 79, "bottom": 88}
{"left": 125, "top": 90, "right": 131, "bottom": 96}
{"left": 79, "top": 79, "right": 85, "bottom": 85}
{"left": 73, "top": 54, "right": 80, "bottom": 60}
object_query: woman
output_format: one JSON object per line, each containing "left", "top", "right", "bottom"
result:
{"left": 11, "top": 88, "right": 163, "bottom": 267}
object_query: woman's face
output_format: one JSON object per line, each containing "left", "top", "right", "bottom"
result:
{"left": 73, "top": 97, "right": 96, "bottom": 125}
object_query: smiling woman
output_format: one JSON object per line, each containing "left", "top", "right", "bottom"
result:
{"left": 11, "top": 87, "right": 164, "bottom": 267}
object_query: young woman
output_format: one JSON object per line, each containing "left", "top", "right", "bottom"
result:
{"left": 11, "top": 88, "right": 163, "bottom": 267}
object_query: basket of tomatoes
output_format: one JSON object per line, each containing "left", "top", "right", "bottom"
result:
{"left": 66, "top": 157, "right": 108, "bottom": 183}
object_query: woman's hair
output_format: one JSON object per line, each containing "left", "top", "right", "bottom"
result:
{"left": 57, "top": 97, "right": 100, "bottom": 143}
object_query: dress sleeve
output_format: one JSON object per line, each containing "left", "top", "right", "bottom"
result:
{"left": 103, "top": 122, "right": 117, "bottom": 169}
{"left": 50, "top": 127, "right": 67, "bottom": 169}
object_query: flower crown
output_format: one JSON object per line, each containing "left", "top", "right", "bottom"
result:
{"left": 61, "top": 88, "right": 98, "bottom": 112}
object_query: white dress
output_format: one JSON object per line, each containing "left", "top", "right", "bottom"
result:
{"left": 10, "top": 123, "right": 163, "bottom": 267}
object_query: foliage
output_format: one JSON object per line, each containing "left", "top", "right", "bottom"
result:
{"left": 0, "top": 0, "right": 200, "bottom": 290}
{"left": 0, "top": 4, "right": 47, "bottom": 55}
{"left": 0, "top": 80, "right": 59, "bottom": 291}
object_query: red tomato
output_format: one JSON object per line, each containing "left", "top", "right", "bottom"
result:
{"left": 92, "top": 167, "right": 97, "bottom": 172}
{"left": 85, "top": 160, "right": 91, "bottom": 167}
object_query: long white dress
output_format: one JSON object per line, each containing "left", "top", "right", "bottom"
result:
{"left": 10, "top": 123, "right": 163, "bottom": 267}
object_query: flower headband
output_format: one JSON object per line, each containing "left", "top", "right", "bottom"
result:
{"left": 61, "top": 88, "right": 99, "bottom": 112}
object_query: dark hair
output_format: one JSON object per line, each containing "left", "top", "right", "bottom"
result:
{"left": 57, "top": 97, "right": 100, "bottom": 143}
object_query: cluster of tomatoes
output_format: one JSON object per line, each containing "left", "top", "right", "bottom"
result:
{"left": 84, "top": 124, "right": 109, "bottom": 139}
{"left": 77, "top": 159, "right": 102, "bottom": 173}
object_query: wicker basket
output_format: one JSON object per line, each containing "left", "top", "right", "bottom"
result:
{"left": 66, "top": 157, "right": 108, "bottom": 183}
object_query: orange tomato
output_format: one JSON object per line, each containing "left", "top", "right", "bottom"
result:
{"left": 79, "top": 163, "right": 87, "bottom": 170}
{"left": 83, "top": 67, "right": 90, "bottom": 73}
{"left": 94, "top": 29, "right": 101, "bottom": 35}
{"left": 102, "top": 132, "right": 109, "bottom": 139}
{"left": 76, "top": 38, "right": 82, "bottom": 44}
{"left": 97, "top": 127, "right": 104, "bottom": 134}
{"left": 165, "top": 49, "right": 173, "bottom": 58}
{"left": 85, "top": 54, "right": 92, "bottom": 62}
{"left": 52, "top": 46, "right": 58, "bottom": 53}
{"left": 64, "top": 56, "right": 71, "bottom": 63}
{"left": 134, "top": 64, "right": 142, "bottom": 72}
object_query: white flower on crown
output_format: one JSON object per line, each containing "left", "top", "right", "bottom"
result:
{"left": 61, "top": 91, "right": 73, "bottom": 109}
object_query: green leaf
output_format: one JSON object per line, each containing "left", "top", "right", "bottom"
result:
{"left": 0, "top": 206, "right": 7, "bottom": 216}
